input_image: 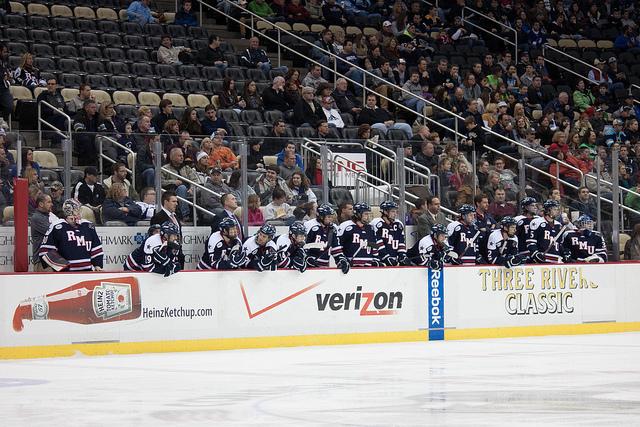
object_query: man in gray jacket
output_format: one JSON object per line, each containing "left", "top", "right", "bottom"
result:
{"left": 401, "top": 71, "right": 426, "bottom": 115}
{"left": 31, "top": 193, "right": 53, "bottom": 271}
{"left": 417, "top": 196, "right": 448, "bottom": 239}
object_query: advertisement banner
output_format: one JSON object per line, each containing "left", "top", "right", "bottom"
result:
{"left": 0, "top": 267, "right": 429, "bottom": 349}
{"left": 332, "top": 152, "right": 367, "bottom": 187}
{"left": 427, "top": 268, "right": 444, "bottom": 340}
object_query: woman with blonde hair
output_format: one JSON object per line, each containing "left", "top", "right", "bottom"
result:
{"left": 13, "top": 53, "right": 44, "bottom": 90}
{"left": 482, "top": 103, "right": 498, "bottom": 127}
{"left": 102, "top": 182, "right": 142, "bottom": 225}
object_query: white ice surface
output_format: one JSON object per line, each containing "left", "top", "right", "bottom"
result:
{"left": 2, "top": 333, "right": 640, "bottom": 426}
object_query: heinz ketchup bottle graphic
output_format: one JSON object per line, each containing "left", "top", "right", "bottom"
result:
{"left": 13, "top": 276, "right": 141, "bottom": 332}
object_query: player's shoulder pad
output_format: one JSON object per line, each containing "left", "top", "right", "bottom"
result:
{"left": 529, "top": 217, "right": 545, "bottom": 230}
{"left": 369, "top": 217, "right": 383, "bottom": 229}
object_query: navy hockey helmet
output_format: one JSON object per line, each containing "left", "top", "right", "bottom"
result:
{"left": 258, "top": 223, "right": 276, "bottom": 238}
{"left": 147, "top": 224, "right": 161, "bottom": 236}
{"left": 500, "top": 216, "right": 517, "bottom": 237}
{"left": 160, "top": 221, "right": 180, "bottom": 238}
{"left": 289, "top": 221, "right": 307, "bottom": 237}
{"left": 317, "top": 203, "right": 336, "bottom": 219}
{"left": 218, "top": 217, "right": 237, "bottom": 231}
{"left": 543, "top": 199, "right": 560, "bottom": 214}
{"left": 575, "top": 214, "right": 595, "bottom": 230}
{"left": 62, "top": 198, "right": 82, "bottom": 222}
{"left": 380, "top": 200, "right": 399, "bottom": 212}
{"left": 520, "top": 196, "right": 537, "bottom": 212}
{"left": 353, "top": 202, "right": 372, "bottom": 223}
{"left": 458, "top": 204, "right": 476, "bottom": 215}
{"left": 431, "top": 223, "right": 448, "bottom": 238}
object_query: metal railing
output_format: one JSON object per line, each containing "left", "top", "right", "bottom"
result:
{"left": 462, "top": 6, "right": 518, "bottom": 62}
{"left": 37, "top": 101, "right": 71, "bottom": 146}
{"left": 160, "top": 166, "right": 221, "bottom": 226}
{"left": 541, "top": 44, "right": 599, "bottom": 85}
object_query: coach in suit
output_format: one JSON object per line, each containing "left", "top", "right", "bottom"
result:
{"left": 150, "top": 190, "right": 185, "bottom": 267}
{"left": 417, "top": 196, "right": 448, "bottom": 240}
{"left": 210, "top": 193, "right": 243, "bottom": 241}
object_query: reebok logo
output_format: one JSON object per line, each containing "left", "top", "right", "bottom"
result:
{"left": 316, "top": 286, "right": 402, "bottom": 316}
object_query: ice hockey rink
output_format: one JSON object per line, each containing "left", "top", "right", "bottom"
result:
{"left": 1, "top": 332, "right": 640, "bottom": 426}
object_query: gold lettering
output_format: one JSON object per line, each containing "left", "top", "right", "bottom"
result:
{"left": 579, "top": 267, "right": 589, "bottom": 289}
{"left": 492, "top": 269, "right": 502, "bottom": 291}
{"left": 590, "top": 280, "right": 598, "bottom": 289}
{"left": 568, "top": 267, "right": 577, "bottom": 289}
{"left": 514, "top": 269, "right": 524, "bottom": 290}
{"left": 504, "top": 269, "right": 514, "bottom": 290}
{"left": 540, "top": 268, "right": 550, "bottom": 290}
{"left": 557, "top": 268, "right": 565, "bottom": 289}
{"left": 479, "top": 269, "right": 490, "bottom": 291}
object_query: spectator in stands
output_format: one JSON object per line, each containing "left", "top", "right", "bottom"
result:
{"left": 242, "top": 80, "right": 264, "bottom": 112}
{"left": 133, "top": 106, "right": 154, "bottom": 134}
{"left": 301, "top": 64, "right": 328, "bottom": 92}
{"left": 175, "top": 0, "right": 198, "bottom": 27}
{"left": 241, "top": 37, "right": 287, "bottom": 76}
{"left": 336, "top": 39, "right": 364, "bottom": 92}
{"left": 520, "top": 128, "right": 549, "bottom": 182}
{"left": 74, "top": 166, "right": 106, "bottom": 216}
{"left": 370, "top": 59, "right": 397, "bottom": 111}
{"left": 545, "top": 92, "right": 574, "bottom": 123}
{"left": 262, "top": 119, "right": 288, "bottom": 156}
{"left": 263, "top": 187, "right": 294, "bottom": 221}
{"left": 414, "top": 141, "right": 438, "bottom": 172}
{"left": 488, "top": 187, "right": 516, "bottom": 221}
{"left": 311, "top": 29, "right": 337, "bottom": 80}
{"left": 287, "top": 171, "right": 316, "bottom": 207}
{"left": 135, "top": 187, "right": 157, "bottom": 220}
{"left": 475, "top": 193, "right": 496, "bottom": 236}
{"left": 180, "top": 107, "right": 203, "bottom": 136}
{"left": 462, "top": 98, "right": 483, "bottom": 128}
{"left": 246, "top": 140, "right": 264, "bottom": 170}
{"left": 48, "top": 181, "right": 64, "bottom": 218}
{"left": 161, "top": 119, "right": 180, "bottom": 154}
{"left": 36, "top": 78, "right": 67, "bottom": 146}
{"left": 332, "top": 78, "right": 361, "bottom": 116}
{"left": 0, "top": 44, "right": 12, "bottom": 121}
{"left": 527, "top": 76, "right": 544, "bottom": 110}
{"left": 460, "top": 116, "right": 486, "bottom": 157}
{"left": 102, "top": 182, "right": 142, "bottom": 226}
{"left": 262, "top": 76, "right": 291, "bottom": 112}
{"left": 357, "top": 94, "right": 412, "bottom": 138}
{"left": 254, "top": 165, "right": 292, "bottom": 205}
{"left": 201, "top": 104, "right": 229, "bottom": 136}
{"left": 321, "top": 96, "right": 344, "bottom": 129}
{"left": 315, "top": 120, "right": 334, "bottom": 140}
{"left": 572, "top": 80, "right": 595, "bottom": 113}
{"left": 158, "top": 35, "right": 192, "bottom": 65}
{"left": 286, "top": 0, "right": 311, "bottom": 23}
{"left": 103, "top": 161, "right": 135, "bottom": 198}
{"left": 97, "top": 103, "right": 124, "bottom": 157}
{"left": 73, "top": 100, "right": 99, "bottom": 166}
{"left": 589, "top": 59, "right": 612, "bottom": 86}
{"left": 279, "top": 152, "right": 302, "bottom": 180}
{"left": 462, "top": 73, "right": 482, "bottom": 102}
{"left": 401, "top": 71, "right": 426, "bottom": 115}
{"left": 614, "top": 25, "right": 639, "bottom": 50}
{"left": 493, "top": 157, "right": 519, "bottom": 199}
{"left": 293, "top": 86, "right": 324, "bottom": 127}
{"left": 321, "top": 0, "right": 347, "bottom": 25}
{"left": 10, "top": 147, "right": 40, "bottom": 179}
{"left": 247, "top": 0, "right": 275, "bottom": 18}
{"left": 476, "top": 159, "right": 490, "bottom": 189}
{"left": 416, "top": 196, "right": 447, "bottom": 239}
{"left": 68, "top": 84, "right": 94, "bottom": 115}
{"left": 210, "top": 134, "right": 238, "bottom": 170}
{"left": 305, "top": 156, "right": 324, "bottom": 186}
{"left": 217, "top": 78, "right": 245, "bottom": 111}
{"left": 127, "top": 0, "right": 160, "bottom": 25}
{"left": 247, "top": 194, "right": 264, "bottom": 226}
{"left": 489, "top": 113, "right": 518, "bottom": 157}
{"left": 13, "top": 53, "right": 44, "bottom": 90}
{"left": 152, "top": 100, "right": 176, "bottom": 135}
{"left": 200, "top": 167, "right": 231, "bottom": 212}
{"left": 198, "top": 35, "right": 227, "bottom": 71}
{"left": 276, "top": 142, "right": 303, "bottom": 168}
{"left": 162, "top": 147, "right": 198, "bottom": 220}
{"left": 570, "top": 186, "right": 598, "bottom": 219}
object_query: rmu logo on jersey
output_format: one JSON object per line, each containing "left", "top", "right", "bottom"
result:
{"left": 571, "top": 238, "right": 595, "bottom": 254}
{"left": 460, "top": 233, "right": 475, "bottom": 244}
{"left": 316, "top": 286, "right": 402, "bottom": 315}
{"left": 67, "top": 231, "right": 93, "bottom": 251}
{"left": 380, "top": 228, "right": 400, "bottom": 249}
{"left": 352, "top": 234, "right": 372, "bottom": 253}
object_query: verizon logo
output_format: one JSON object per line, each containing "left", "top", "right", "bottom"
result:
{"left": 316, "top": 286, "right": 402, "bottom": 316}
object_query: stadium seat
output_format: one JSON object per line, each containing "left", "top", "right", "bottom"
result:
{"left": 217, "top": 109, "right": 239, "bottom": 122}
{"left": 341, "top": 126, "right": 359, "bottom": 141}
{"left": 33, "top": 87, "right": 46, "bottom": 98}
{"left": 2, "top": 206, "right": 13, "bottom": 224}
{"left": 228, "top": 122, "right": 246, "bottom": 136}
{"left": 54, "top": 44, "right": 78, "bottom": 59}
{"left": 92, "top": 90, "right": 112, "bottom": 106}
{"left": 52, "top": 31, "right": 76, "bottom": 45}
{"left": 28, "top": 15, "right": 51, "bottom": 30}
{"left": 32, "top": 43, "right": 54, "bottom": 58}
{"left": 131, "top": 63, "right": 154, "bottom": 78}
{"left": 74, "top": 6, "right": 96, "bottom": 19}
{"left": 29, "top": 29, "right": 52, "bottom": 44}
{"left": 156, "top": 64, "right": 179, "bottom": 78}
{"left": 76, "top": 19, "right": 97, "bottom": 33}
{"left": 50, "top": 5, "right": 73, "bottom": 17}
{"left": 116, "top": 104, "right": 138, "bottom": 121}
{"left": 27, "top": 3, "right": 50, "bottom": 17}
{"left": 103, "top": 44, "right": 125, "bottom": 60}
{"left": 61, "top": 73, "right": 83, "bottom": 87}
{"left": 245, "top": 68, "right": 266, "bottom": 82}
{"left": 78, "top": 34, "right": 101, "bottom": 49}
{"left": 597, "top": 40, "right": 614, "bottom": 50}
{"left": 241, "top": 110, "right": 264, "bottom": 125}
{"left": 256, "top": 21, "right": 274, "bottom": 31}
{"left": 5, "top": 15, "right": 27, "bottom": 29}
{"left": 113, "top": 91, "right": 138, "bottom": 106}
{"left": 61, "top": 88, "right": 79, "bottom": 102}
{"left": 248, "top": 126, "right": 269, "bottom": 138}
{"left": 85, "top": 75, "right": 109, "bottom": 91}
{"left": 107, "top": 62, "right": 130, "bottom": 76}
{"left": 98, "top": 20, "right": 121, "bottom": 34}
{"left": 183, "top": 79, "right": 206, "bottom": 93}
{"left": 225, "top": 67, "right": 246, "bottom": 81}
{"left": 96, "top": 7, "right": 118, "bottom": 20}
{"left": 296, "top": 127, "right": 316, "bottom": 138}
{"left": 159, "top": 78, "right": 183, "bottom": 93}
{"left": 122, "top": 22, "right": 143, "bottom": 35}
{"left": 168, "top": 25, "right": 186, "bottom": 38}
{"left": 9, "top": 86, "right": 32, "bottom": 101}
{"left": 179, "top": 65, "right": 201, "bottom": 79}
{"left": 33, "top": 151, "right": 59, "bottom": 168}
{"left": 138, "top": 92, "right": 161, "bottom": 106}
{"left": 80, "top": 205, "right": 96, "bottom": 223}
{"left": 144, "top": 23, "right": 165, "bottom": 37}
{"left": 127, "top": 49, "right": 149, "bottom": 63}
{"left": 134, "top": 77, "right": 158, "bottom": 92}
{"left": 188, "top": 27, "right": 208, "bottom": 38}
{"left": 40, "top": 169, "right": 60, "bottom": 184}
{"left": 110, "top": 76, "right": 134, "bottom": 91}
{"left": 187, "top": 94, "right": 210, "bottom": 108}
{"left": 83, "top": 60, "right": 105, "bottom": 75}
{"left": 58, "top": 59, "right": 81, "bottom": 74}
{"left": 9, "top": 2, "right": 26, "bottom": 14}
{"left": 263, "top": 156, "right": 277, "bottom": 166}
{"left": 162, "top": 93, "right": 187, "bottom": 107}
{"left": 292, "top": 23, "right": 310, "bottom": 32}
{"left": 51, "top": 17, "right": 73, "bottom": 31}
{"left": 201, "top": 67, "right": 223, "bottom": 80}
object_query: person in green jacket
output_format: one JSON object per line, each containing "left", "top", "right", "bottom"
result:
{"left": 247, "top": 0, "right": 275, "bottom": 18}
{"left": 573, "top": 79, "right": 595, "bottom": 112}
{"left": 625, "top": 182, "right": 640, "bottom": 211}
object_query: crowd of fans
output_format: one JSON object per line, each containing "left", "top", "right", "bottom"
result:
{"left": 1, "top": 0, "right": 640, "bottom": 259}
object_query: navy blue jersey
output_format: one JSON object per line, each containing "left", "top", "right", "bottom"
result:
{"left": 274, "top": 234, "right": 306, "bottom": 269}
{"left": 563, "top": 230, "right": 607, "bottom": 262}
{"left": 242, "top": 236, "right": 278, "bottom": 270}
{"left": 407, "top": 235, "right": 448, "bottom": 266}
{"left": 304, "top": 218, "right": 342, "bottom": 267}
{"left": 475, "top": 213, "right": 496, "bottom": 262}
{"left": 197, "top": 231, "right": 243, "bottom": 270}
{"left": 487, "top": 229, "right": 519, "bottom": 266}
{"left": 336, "top": 220, "right": 379, "bottom": 266}
{"left": 39, "top": 220, "right": 103, "bottom": 271}
{"left": 447, "top": 221, "right": 481, "bottom": 264}
{"left": 370, "top": 217, "right": 406, "bottom": 261}
{"left": 514, "top": 214, "right": 537, "bottom": 256}
{"left": 526, "top": 217, "right": 564, "bottom": 262}
{"left": 125, "top": 234, "right": 181, "bottom": 275}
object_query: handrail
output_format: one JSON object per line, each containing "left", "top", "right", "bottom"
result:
{"left": 98, "top": 135, "right": 136, "bottom": 192}
{"left": 631, "top": 84, "right": 640, "bottom": 105}
{"left": 37, "top": 100, "right": 72, "bottom": 145}
{"left": 462, "top": 6, "right": 517, "bottom": 62}
{"left": 160, "top": 165, "right": 222, "bottom": 225}
{"left": 542, "top": 44, "right": 599, "bottom": 85}
{"left": 332, "top": 153, "right": 394, "bottom": 203}
{"left": 212, "top": 0, "right": 467, "bottom": 135}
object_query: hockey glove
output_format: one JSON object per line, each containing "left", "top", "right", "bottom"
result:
{"left": 581, "top": 254, "right": 604, "bottom": 263}
{"left": 447, "top": 251, "right": 462, "bottom": 265}
{"left": 306, "top": 257, "right": 319, "bottom": 268}
{"left": 336, "top": 257, "right": 350, "bottom": 274}
{"left": 229, "top": 250, "right": 247, "bottom": 268}
{"left": 562, "top": 249, "right": 572, "bottom": 263}
{"left": 164, "top": 262, "right": 180, "bottom": 277}
{"left": 397, "top": 254, "right": 410, "bottom": 266}
{"left": 291, "top": 248, "right": 307, "bottom": 273}
{"left": 384, "top": 256, "right": 398, "bottom": 266}
{"left": 504, "top": 255, "right": 523, "bottom": 269}
{"left": 531, "top": 251, "right": 546, "bottom": 263}
{"left": 428, "top": 257, "right": 443, "bottom": 271}
{"left": 368, "top": 259, "right": 382, "bottom": 267}
{"left": 256, "top": 252, "right": 277, "bottom": 272}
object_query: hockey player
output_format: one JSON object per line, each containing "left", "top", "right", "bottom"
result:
{"left": 563, "top": 215, "right": 608, "bottom": 263}
{"left": 370, "top": 200, "right": 408, "bottom": 266}
{"left": 39, "top": 199, "right": 104, "bottom": 272}
{"left": 336, "top": 202, "right": 381, "bottom": 267}
{"left": 514, "top": 197, "right": 539, "bottom": 259}
{"left": 487, "top": 216, "right": 526, "bottom": 268}
{"left": 407, "top": 224, "right": 450, "bottom": 270}
{"left": 243, "top": 223, "right": 279, "bottom": 272}
{"left": 124, "top": 222, "right": 181, "bottom": 276}
{"left": 275, "top": 221, "right": 308, "bottom": 272}
{"left": 527, "top": 199, "right": 569, "bottom": 263}
{"left": 197, "top": 217, "right": 246, "bottom": 270}
{"left": 305, "top": 203, "right": 350, "bottom": 274}
{"left": 447, "top": 204, "right": 483, "bottom": 265}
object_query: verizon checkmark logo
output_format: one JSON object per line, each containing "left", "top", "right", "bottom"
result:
{"left": 240, "top": 281, "right": 323, "bottom": 319}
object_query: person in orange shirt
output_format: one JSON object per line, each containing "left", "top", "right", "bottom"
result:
{"left": 209, "top": 133, "right": 238, "bottom": 170}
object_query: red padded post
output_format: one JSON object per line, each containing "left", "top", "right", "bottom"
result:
{"left": 13, "top": 178, "right": 28, "bottom": 272}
